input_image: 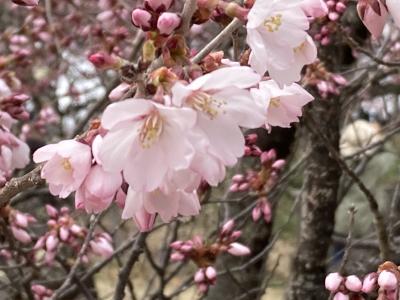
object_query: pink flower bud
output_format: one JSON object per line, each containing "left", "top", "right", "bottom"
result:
{"left": 252, "top": 206, "right": 262, "bottom": 221}
{"left": 31, "top": 284, "right": 47, "bottom": 296}
{"left": 45, "top": 205, "right": 58, "bottom": 218}
{"left": 328, "top": 12, "right": 340, "bottom": 21}
{"left": 88, "top": 52, "right": 120, "bottom": 70}
{"left": 45, "top": 251, "right": 56, "bottom": 265}
{"left": 46, "top": 235, "right": 59, "bottom": 251}
{"left": 362, "top": 273, "right": 377, "bottom": 293}
{"left": 231, "top": 230, "right": 242, "bottom": 240}
{"left": 333, "top": 292, "right": 349, "bottom": 300}
{"left": 180, "top": 244, "right": 193, "bottom": 253}
{"left": 157, "top": 12, "right": 181, "bottom": 35}
{"left": 232, "top": 174, "right": 244, "bottom": 182}
{"left": 325, "top": 272, "right": 343, "bottom": 292}
{"left": 131, "top": 9, "right": 152, "bottom": 30}
{"left": 59, "top": 226, "right": 70, "bottom": 241}
{"left": 345, "top": 275, "right": 362, "bottom": 292}
{"left": 221, "top": 219, "right": 235, "bottom": 235}
{"left": 227, "top": 242, "right": 251, "bottom": 256}
{"left": 335, "top": 2, "right": 346, "bottom": 13}
{"left": 90, "top": 238, "right": 113, "bottom": 258}
{"left": 12, "top": 0, "right": 39, "bottom": 6}
{"left": 194, "top": 269, "right": 205, "bottom": 283}
{"left": 245, "top": 133, "right": 258, "bottom": 144}
{"left": 238, "top": 182, "right": 249, "bottom": 191}
{"left": 14, "top": 212, "right": 29, "bottom": 228}
{"left": 70, "top": 224, "right": 83, "bottom": 235}
{"left": 109, "top": 83, "right": 131, "bottom": 101}
{"left": 11, "top": 226, "right": 31, "bottom": 244}
{"left": 34, "top": 236, "right": 45, "bottom": 250}
{"left": 170, "top": 240, "right": 183, "bottom": 250}
{"left": 205, "top": 266, "right": 217, "bottom": 281}
{"left": 229, "top": 183, "right": 239, "bottom": 192}
{"left": 170, "top": 252, "right": 185, "bottom": 262}
{"left": 145, "top": 0, "right": 173, "bottom": 12}
{"left": 260, "top": 149, "right": 276, "bottom": 164}
{"left": 198, "top": 283, "right": 209, "bottom": 293}
{"left": 378, "top": 271, "right": 398, "bottom": 290}
{"left": 272, "top": 159, "right": 286, "bottom": 170}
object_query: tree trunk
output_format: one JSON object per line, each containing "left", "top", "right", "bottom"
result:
{"left": 286, "top": 98, "right": 342, "bottom": 300}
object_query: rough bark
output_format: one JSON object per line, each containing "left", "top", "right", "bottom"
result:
{"left": 286, "top": 98, "right": 342, "bottom": 300}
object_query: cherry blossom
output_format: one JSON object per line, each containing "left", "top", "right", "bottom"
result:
{"left": 33, "top": 140, "right": 92, "bottom": 198}
{"left": 171, "top": 66, "right": 264, "bottom": 166}
{"left": 98, "top": 99, "right": 196, "bottom": 192}
{"left": 251, "top": 79, "right": 314, "bottom": 128}
{"left": 246, "top": 0, "right": 316, "bottom": 85}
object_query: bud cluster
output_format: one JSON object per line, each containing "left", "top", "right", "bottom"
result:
{"left": 325, "top": 262, "right": 400, "bottom": 300}
{"left": 170, "top": 220, "right": 250, "bottom": 293}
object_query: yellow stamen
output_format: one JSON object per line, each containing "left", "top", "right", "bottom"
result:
{"left": 294, "top": 42, "right": 306, "bottom": 53}
{"left": 139, "top": 111, "right": 163, "bottom": 148}
{"left": 62, "top": 158, "right": 72, "bottom": 171}
{"left": 264, "top": 14, "right": 282, "bottom": 32}
{"left": 188, "top": 91, "right": 226, "bottom": 120}
{"left": 270, "top": 97, "right": 281, "bottom": 108}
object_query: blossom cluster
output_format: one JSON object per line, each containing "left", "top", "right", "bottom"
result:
{"left": 325, "top": 261, "right": 400, "bottom": 300}
{"left": 30, "top": 0, "right": 330, "bottom": 231}
{"left": 170, "top": 219, "right": 250, "bottom": 293}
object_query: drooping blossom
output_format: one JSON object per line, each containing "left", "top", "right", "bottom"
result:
{"left": 246, "top": 0, "right": 316, "bottom": 85}
{"left": 33, "top": 140, "right": 92, "bottom": 198}
{"left": 98, "top": 99, "right": 196, "bottom": 192}
{"left": 75, "top": 165, "right": 122, "bottom": 214}
{"left": 251, "top": 80, "right": 314, "bottom": 128}
{"left": 171, "top": 66, "right": 264, "bottom": 167}
{"left": 357, "top": 0, "right": 388, "bottom": 39}
{"left": 122, "top": 186, "right": 200, "bottom": 229}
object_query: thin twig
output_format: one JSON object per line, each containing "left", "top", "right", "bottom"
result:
{"left": 51, "top": 214, "right": 101, "bottom": 300}
{"left": 177, "top": 0, "right": 197, "bottom": 35}
{"left": 113, "top": 232, "right": 148, "bottom": 300}
{"left": 191, "top": 18, "right": 243, "bottom": 64}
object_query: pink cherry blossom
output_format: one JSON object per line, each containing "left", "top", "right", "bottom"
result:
{"left": 122, "top": 186, "right": 200, "bottom": 226}
{"left": 75, "top": 165, "right": 122, "bottom": 214}
{"left": 251, "top": 79, "right": 314, "bottom": 128}
{"left": 171, "top": 66, "right": 264, "bottom": 166}
{"left": 362, "top": 272, "right": 377, "bottom": 293}
{"left": 246, "top": 0, "right": 315, "bottom": 85}
{"left": 98, "top": 99, "right": 196, "bottom": 192}
{"left": 11, "top": 226, "right": 31, "bottom": 244}
{"left": 131, "top": 9, "right": 152, "bottom": 31}
{"left": 33, "top": 139, "right": 92, "bottom": 198}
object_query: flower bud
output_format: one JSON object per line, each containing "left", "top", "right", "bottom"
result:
{"left": 11, "top": 226, "right": 31, "bottom": 244}
{"left": 59, "top": 226, "right": 70, "bottom": 241}
{"left": 227, "top": 242, "right": 251, "bottom": 256}
{"left": 88, "top": 52, "right": 121, "bottom": 70}
{"left": 345, "top": 275, "right": 362, "bottom": 292}
{"left": 14, "top": 212, "right": 29, "bottom": 228}
{"left": 46, "top": 235, "right": 59, "bottom": 251}
{"left": 362, "top": 273, "right": 377, "bottom": 293}
{"left": 194, "top": 269, "right": 205, "bottom": 283}
{"left": 170, "top": 252, "right": 185, "bottom": 262}
{"left": 325, "top": 272, "right": 343, "bottom": 292}
{"left": 378, "top": 270, "right": 398, "bottom": 290}
{"left": 205, "top": 266, "right": 217, "bottom": 281}
{"left": 45, "top": 204, "right": 58, "bottom": 218}
{"left": 272, "top": 159, "right": 286, "bottom": 170}
{"left": 333, "top": 292, "right": 349, "bottom": 300}
{"left": 221, "top": 219, "right": 235, "bottom": 235}
{"left": 131, "top": 9, "right": 152, "bottom": 30}
{"left": 157, "top": 12, "right": 181, "bottom": 35}
{"left": 252, "top": 206, "right": 262, "bottom": 221}
{"left": 145, "top": 0, "right": 173, "bottom": 12}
